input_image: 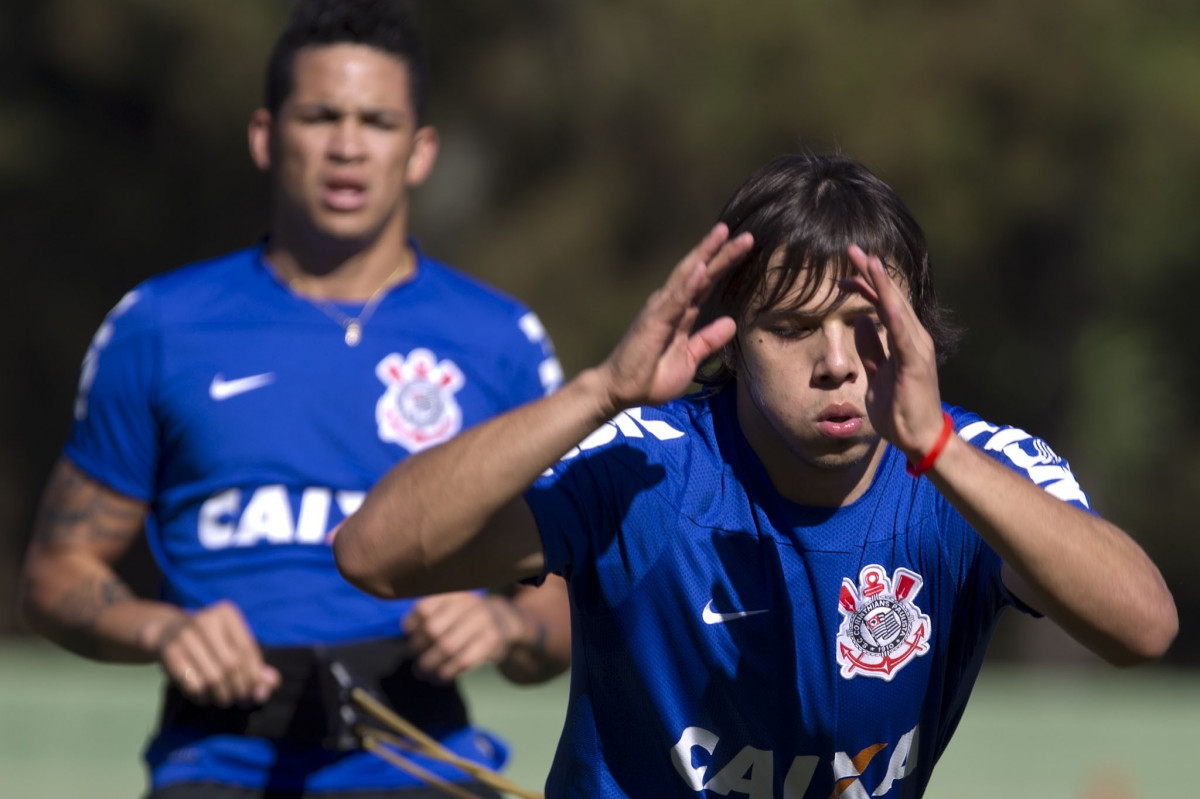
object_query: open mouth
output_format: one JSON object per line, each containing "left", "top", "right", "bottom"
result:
{"left": 818, "top": 405, "right": 863, "bottom": 438}
{"left": 322, "top": 177, "right": 368, "bottom": 211}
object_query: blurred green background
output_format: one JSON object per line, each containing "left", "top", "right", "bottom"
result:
{"left": 2, "top": 0, "right": 1197, "bottom": 796}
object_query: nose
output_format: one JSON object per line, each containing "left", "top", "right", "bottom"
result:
{"left": 812, "top": 325, "right": 859, "bottom": 387}
{"left": 328, "top": 118, "right": 366, "bottom": 162}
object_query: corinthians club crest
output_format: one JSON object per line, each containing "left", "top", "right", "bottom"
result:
{"left": 376, "top": 349, "right": 465, "bottom": 453}
{"left": 836, "top": 565, "right": 932, "bottom": 681}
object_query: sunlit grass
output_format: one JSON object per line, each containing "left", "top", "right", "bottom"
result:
{"left": 1, "top": 640, "right": 1192, "bottom": 798}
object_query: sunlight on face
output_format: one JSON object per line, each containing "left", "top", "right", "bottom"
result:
{"left": 733, "top": 254, "right": 900, "bottom": 507}
{"left": 267, "top": 43, "right": 435, "bottom": 245}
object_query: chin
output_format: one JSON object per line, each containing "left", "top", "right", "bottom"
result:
{"left": 806, "top": 439, "right": 878, "bottom": 471}
{"left": 312, "top": 218, "right": 383, "bottom": 246}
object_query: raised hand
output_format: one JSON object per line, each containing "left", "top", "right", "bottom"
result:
{"left": 597, "top": 224, "right": 753, "bottom": 413}
{"left": 154, "top": 600, "right": 281, "bottom": 707}
{"left": 840, "top": 245, "right": 946, "bottom": 461}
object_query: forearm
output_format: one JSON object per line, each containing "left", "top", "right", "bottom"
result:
{"left": 21, "top": 551, "right": 185, "bottom": 663}
{"left": 337, "top": 226, "right": 749, "bottom": 596}
{"left": 336, "top": 367, "right": 618, "bottom": 597}
{"left": 927, "top": 436, "right": 1177, "bottom": 664}
{"left": 495, "top": 581, "right": 571, "bottom": 684}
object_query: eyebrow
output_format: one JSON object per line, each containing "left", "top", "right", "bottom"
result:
{"left": 758, "top": 299, "right": 879, "bottom": 322}
{"left": 293, "top": 101, "right": 404, "bottom": 119}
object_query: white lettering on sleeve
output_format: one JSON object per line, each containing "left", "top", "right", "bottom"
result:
{"left": 561, "top": 419, "right": 620, "bottom": 461}
{"left": 627, "top": 407, "right": 685, "bottom": 440}
{"left": 74, "top": 290, "right": 141, "bottom": 421}
{"left": 962, "top": 422, "right": 1091, "bottom": 508}
{"left": 1025, "top": 464, "right": 1074, "bottom": 484}
{"left": 982, "top": 428, "right": 1031, "bottom": 452}
{"left": 958, "top": 420, "right": 999, "bottom": 442}
{"left": 538, "top": 358, "right": 563, "bottom": 394}
{"left": 549, "top": 408, "right": 688, "bottom": 474}
{"left": 1045, "top": 479, "right": 1089, "bottom": 506}
{"left": 612, "top": 412, "right": 645, "bottom": 439}
{"left": 518, "top": 312, "right": 547, "bottom": 343}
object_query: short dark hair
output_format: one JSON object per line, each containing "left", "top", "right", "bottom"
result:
{"left": 264, "top": 0, "right": 429, "bottom": 122}
{"left": 698, "top": 152, "right": 961, "bottom": 384}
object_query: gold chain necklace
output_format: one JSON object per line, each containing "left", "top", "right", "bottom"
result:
{"left": 289, "top": 264, "right": 405, "bottom": 347}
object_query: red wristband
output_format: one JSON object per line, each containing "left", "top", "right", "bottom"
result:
{"left": 906, "top": 411, "right": 954, "bottom": 477}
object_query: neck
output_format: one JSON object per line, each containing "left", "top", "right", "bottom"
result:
{"left": 266, "top": 217, "right": 415, "bottom": 301}
{"left": 774, "top": 440, "right": 886, "bottom": 508}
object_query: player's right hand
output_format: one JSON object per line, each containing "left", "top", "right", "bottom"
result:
{"left": 840, "top": 244, "right": 945, "bottom": 462}
{"left": 153, "top": 600, "right": 281, "bottom": 707}
{"left": 598, "top": 224, "right": 752, "bottom": 411}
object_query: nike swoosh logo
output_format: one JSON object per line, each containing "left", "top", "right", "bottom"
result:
{"left": 702, "top": 600, "right": 768, "bottom": 625}
{"left": 209, "top": 372, "right": 275, "bottom": 401}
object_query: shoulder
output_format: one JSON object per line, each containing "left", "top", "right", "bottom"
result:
{"left": 555, "top": 396, "right": 716, "bottom": 478}
{"left": 416, "top": 251, "right": 538, "bottom": 324}
{"left": 140, "top": 247, "right": 262, "bottom": 305}
{"left": 413, "top": 250, "right": 558, "bottom": 387}
{"left": 947, "top": 403, "right": 1047, "bottom": 453}
{"left": 77, "top": 247, "right": 262, "bottom": 381}
{"left": 945, "top": 403, "right": 1090, "bottom": 508}
{"left": 131, "top": 246, "right": 262, "bottom": 318}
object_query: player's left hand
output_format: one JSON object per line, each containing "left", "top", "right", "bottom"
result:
{"left": 840, "top": 245, "right": 946, "bottom": 462}
{"left": 402, "top": 592, "right": 531, "bottom": 683}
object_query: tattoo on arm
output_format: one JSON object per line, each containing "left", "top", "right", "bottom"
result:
{"left": 52, "top": 575, "right": 135, "bottom": 658}
{"left": 25, "top": 462, "right": 148, "bottom": 660}
{"left": 33, "top": 462, "right": 144, "bottom": 549}
{"left": 485, "top": 596, "right": 515, "bottom": 641}
{"left": 530, "top": 617, "right": 549, "bottom": 658}
{"left": 497, "top": 599, "right": 548, "bottom": 656}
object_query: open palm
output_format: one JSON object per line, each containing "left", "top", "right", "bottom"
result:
{"left": 842, "top": 245, "right": 945, "bottom": 460}
{"left": 601, "top": 224, "right": 753, "bottom": 409}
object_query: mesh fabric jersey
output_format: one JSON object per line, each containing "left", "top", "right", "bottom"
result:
{"left": 526, "top": 388, "right": 1090, "bottom": 798}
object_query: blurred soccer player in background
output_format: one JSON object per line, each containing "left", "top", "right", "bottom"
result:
{"left": 334, "top": 153, "right": 1176, "bottom": 798}
{"left": 19, "top": 1, "right": 570, "bottom": 797}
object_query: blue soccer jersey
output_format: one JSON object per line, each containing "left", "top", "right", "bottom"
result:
{"left": 526, "top": 388, "right": 1090, "bottom": 799}
{"left": 65, "top": 242, "right": 562, "bottom": 792}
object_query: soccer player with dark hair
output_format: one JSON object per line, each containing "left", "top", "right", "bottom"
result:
{"left": 19, "top": 1, "right": 570, "bottom": 797}
{"left": 334, "top": 152, "right": 1177, "bottom": 798}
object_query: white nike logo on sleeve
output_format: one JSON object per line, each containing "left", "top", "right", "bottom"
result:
{"left": 209, "top": 373, "right": 275, "bottom": 401}
{"left": 702, "top": 600, "right": 768, "bottom": 625}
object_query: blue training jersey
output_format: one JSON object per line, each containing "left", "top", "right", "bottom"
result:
{"left": 65, "top": 242, "right": 562, "bottom": 792}
{"left": 526, "top": 387, "right": 1090, "bottom": 799}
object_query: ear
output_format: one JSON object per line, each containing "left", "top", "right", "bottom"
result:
{"left": 247, "top": 108, "right": 274, "bottom": 173}
{"left": 720, "top": 336, "right": 742, "bottom": 377}
{"left": 404, "top": 125, "right": 440, "bottom": 187}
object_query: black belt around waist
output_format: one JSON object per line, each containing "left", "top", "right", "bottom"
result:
{"left": 158, "top": 637, "right": 469, "bottom": 750}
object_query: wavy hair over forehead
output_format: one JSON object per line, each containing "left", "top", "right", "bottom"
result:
{"left": 697, "top": 152, "right": 961, "bottom": 384}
